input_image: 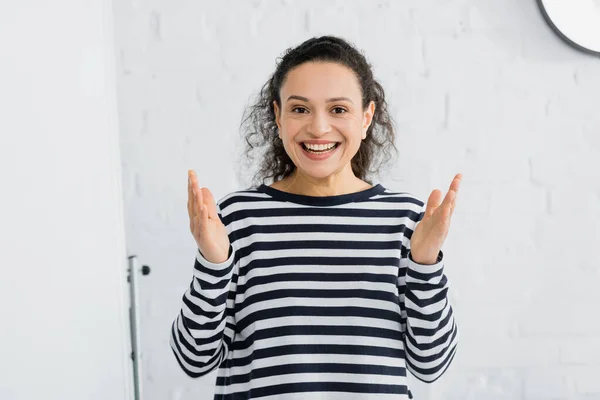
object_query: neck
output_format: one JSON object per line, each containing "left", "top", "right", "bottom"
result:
{"left": 278, "top": 169, "right": 371, "bottom": 196}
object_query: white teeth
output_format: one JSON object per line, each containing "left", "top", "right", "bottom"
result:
{"left": 304, "top": 142, "right": 337, "bottom": 151}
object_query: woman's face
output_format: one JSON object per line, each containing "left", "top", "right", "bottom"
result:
{"left": 273, "top": 62, "right": 375, "bottom": 182}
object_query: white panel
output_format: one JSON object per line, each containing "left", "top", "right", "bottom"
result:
{"left": 0, "top": 0, "right": 133, "bottom": 399}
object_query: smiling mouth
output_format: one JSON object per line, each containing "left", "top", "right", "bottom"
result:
{"left": 300, "top": 142, "right": 341, "bottom": 153}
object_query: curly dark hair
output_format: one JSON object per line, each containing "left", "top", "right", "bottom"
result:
{"left": 237, "top": 35, "right": 398, "bottom": 188}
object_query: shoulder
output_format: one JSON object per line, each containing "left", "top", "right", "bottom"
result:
{"left": 376, "top": 186, "right": 426, "bottom": 225}
{"left": 214, "top": 186, "right": 267, "bottom": 215}
{"left": 377, "top": 186, "right": 425, "bottom": 207}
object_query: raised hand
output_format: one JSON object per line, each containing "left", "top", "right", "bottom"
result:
{"left": 188, "top": 169, "right": 231, "bottom": 264}
{"left": 409, "top": 173, "right": 462, "bottom": 265}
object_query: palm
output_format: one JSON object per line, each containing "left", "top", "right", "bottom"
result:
{"left": 188, "top": 170, "right": 231, "bottom": 264}
{"left": 195, "top": 210, "right": 229, "bottom": 258}
{"left": 409, "top": 173, "right": 462, "bottom": 265}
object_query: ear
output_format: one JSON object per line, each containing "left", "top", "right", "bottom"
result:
{"left": 273, "top": 100, "right": 281, "bottom": 131}
{"left": 362, "top": 100, "right": 375, "bottom": 140}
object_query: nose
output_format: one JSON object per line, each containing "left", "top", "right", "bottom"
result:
{"left": 308, "top": 111, "right": 332, "bottom": 136}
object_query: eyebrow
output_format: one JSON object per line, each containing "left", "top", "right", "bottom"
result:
{"left": 286, "top": 95, "right": 354, "bottom": 104}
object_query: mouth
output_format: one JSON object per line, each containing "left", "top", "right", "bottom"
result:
{"left": 300, "top": 142, "right": 341, "bottom": 154}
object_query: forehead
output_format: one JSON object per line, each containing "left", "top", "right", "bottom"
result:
{"left": 280, "top": 62, "right": 362, "bottom": 101}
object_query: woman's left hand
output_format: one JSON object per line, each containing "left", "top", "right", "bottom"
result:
{"left": 409, "top": 173, "right": 463, "bottom": 265}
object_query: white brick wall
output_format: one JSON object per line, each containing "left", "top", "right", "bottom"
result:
{"left": 112, "top": 0, "right": 600, "bottom": 399}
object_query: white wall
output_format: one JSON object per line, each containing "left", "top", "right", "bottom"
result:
{"left": 0, "top": 1, "right": 132, "bottom": 400}
{"left": 112, "top": 0, "right": 600, "bottom": 399}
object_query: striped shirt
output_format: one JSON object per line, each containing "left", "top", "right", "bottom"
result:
{"left": 170, "top": 183, "right": 459, "bottom": 399}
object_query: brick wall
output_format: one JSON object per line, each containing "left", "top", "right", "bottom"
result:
{"left": 113, "top": 1, "right": 600, "bottom": 399}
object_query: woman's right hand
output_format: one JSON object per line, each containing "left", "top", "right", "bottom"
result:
{"left": 188, "top": 169, "right": 231, "bottom": 264}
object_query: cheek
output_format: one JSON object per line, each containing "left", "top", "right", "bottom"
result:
{"left": 337, "top": 120, "right": 364, "bottom": 141}
{"left": 281, "top": 118, "right": 303, "bottom": 132}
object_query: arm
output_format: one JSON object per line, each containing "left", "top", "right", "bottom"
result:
{"left": 170, "top": 244, "right": 237, "bottom": 377}
{"left": 170, "top": 204, "right": 239, "bottom": 378}
{"left": 403, "top": 203, "right": 459, "bottom": 383}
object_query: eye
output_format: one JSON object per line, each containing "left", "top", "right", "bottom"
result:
{"left": 291, "top": 107, "right": 308, "bottom": 114}
{"left": 332, "top": 107, "right": 347, "bottom": 114}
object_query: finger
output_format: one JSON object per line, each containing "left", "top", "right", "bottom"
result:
{"left": 187, "top": 172, "right": 193, "bottom": 216}
{"left": 449, "top": 173, "right": 462, "bottom": 194}
{"left": 449, "top": 173, "right": 462, "bottom": 209}
{"left": 440, "top": 188, "right": 456, "bottom": 217}
{"left": 189, "top": 170, "right": 198, "bottom": 217}
{"left": 425, "top": 189, "right": 443, "bottom": 219}
{"left": 442, "top": 173, "right": 462, "bottom": 205}
{"left": 442, "top": 190, "right": 461, "bottom": 224}
{"left": 447, "top": 190, "right": 456, "bottom": 217}
{"left": 191, "top": 173, "right": 204, "bottom": 219}
{"left": 196, "top": 180, "right": 204, "bottom": 219}
{"left": 201, "top": 187, "right": 219, "bottom": 220}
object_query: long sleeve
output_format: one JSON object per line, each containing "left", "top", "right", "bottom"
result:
{"left": 402, "top": 202, "right": 459, "bottom": 383}
{"left": 169, "top": 243, "right": 238, "bottom": 377}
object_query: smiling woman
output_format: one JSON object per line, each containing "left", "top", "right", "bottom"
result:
{"left": 171, "top": 35, "right": 460, "bottom": 400}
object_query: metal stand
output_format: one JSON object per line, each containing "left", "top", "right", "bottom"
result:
{"left": 127, "top": 255, "right": 151, "bottom": 400}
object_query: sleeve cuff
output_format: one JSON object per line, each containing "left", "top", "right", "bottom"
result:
{"left": 196, "top": 243, "right": 235, "bottom": 272}
{"left": 407, "top": 249, "right": 444, "bottom": 275}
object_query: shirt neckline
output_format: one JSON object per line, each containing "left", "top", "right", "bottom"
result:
{"left": 256, "top": 183, "right": 386, "bottom": 206}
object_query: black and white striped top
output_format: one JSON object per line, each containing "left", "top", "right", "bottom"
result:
{"left": 170, "top": 183, "right": 459, "bottom": 399}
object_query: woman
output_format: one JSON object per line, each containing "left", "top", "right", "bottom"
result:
{"left": 171, "top": 35, "right": 462, "bottom": 399}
